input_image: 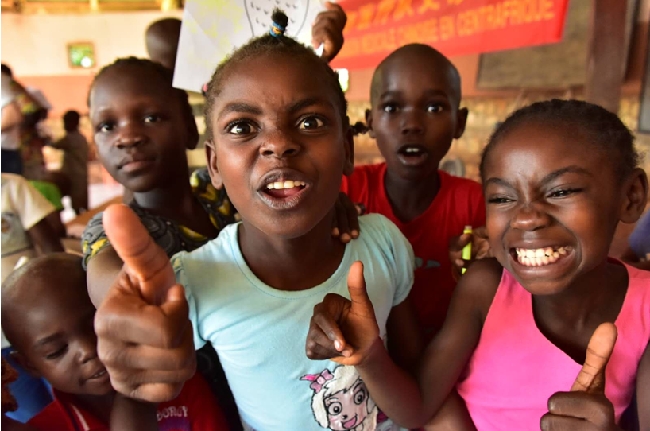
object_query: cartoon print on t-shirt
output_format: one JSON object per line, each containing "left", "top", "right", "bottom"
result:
{"left": 302, "top": 366, "right": 377, "bottom": 431}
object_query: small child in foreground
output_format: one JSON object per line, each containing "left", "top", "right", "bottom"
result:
{"left": 1, "top": 253, "right": 229, "bottom": 431}
{"left": 310, "top": 99, "right": 650, "bottom": 430}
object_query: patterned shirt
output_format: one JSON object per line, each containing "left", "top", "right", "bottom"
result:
{"left": 81, "top": 168, "right": 238, "bottom": 268}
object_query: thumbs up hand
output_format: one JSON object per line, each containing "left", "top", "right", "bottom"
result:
{"left": 306, "top": 261, "right": 381, "bottom": 366}
{"left": 540, "top": 323, "right": 620, "bottom": 431}
{"left": 94, "top": 205, "right": 196, "bottom": 402}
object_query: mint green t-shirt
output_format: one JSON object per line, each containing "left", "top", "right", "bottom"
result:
{"left": 173, "top": 214, "right": 414, "bottom": 431}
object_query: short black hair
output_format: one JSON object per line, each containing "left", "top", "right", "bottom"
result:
{"left": 480, "top": 99, "right": 640, "bottom": 182}
{"left": 63, "top": 110, "right": 81, "bottom": 132}
{"left": 203, "top": 9, "right": 347, "bottom": 141}
{"left": 89, "top": 56, "right": 176, "bottom": 104}
{"left": 1, "top": 63, "right": 12, "bottom": 78}
{"left": 1, "top": 254, "right": 85, "bottom": 348}
{"left": 88, "top": 56, "right": 198, "bottom": 145}
{"left": 369, "top": 44, "right": 461, "bottom": 106}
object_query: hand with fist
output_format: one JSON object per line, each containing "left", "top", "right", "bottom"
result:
{"left": 311, "top": 1, "right": 346, "bottom": 63}
{"left": 541, "top": 323, "right": 620, "bottom": 431}
{"left": 306, "top": 261, "right": 381, "bottom": 365}
{"left": 448, "top": 226, "right": 491, "bottom": 280}
{"left": 94, "top": 204, "right": 196, "bottom": 402}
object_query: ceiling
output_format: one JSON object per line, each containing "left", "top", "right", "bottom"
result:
{"left": 1, "top": 0, "right": 183, "bottom": 13}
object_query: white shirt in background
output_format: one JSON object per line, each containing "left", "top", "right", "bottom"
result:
{"left": 1, "top": 173, "right": 56, "bottom": 348}
{"left": 1, "top": 74, "right": 20, "bottom": 151}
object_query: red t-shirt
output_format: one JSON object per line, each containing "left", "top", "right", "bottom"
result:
{"left": 341, "top": 163, "right": 485, "bottom": 339}
{"left": 28, "top": 372, "right": 230, "bottom": 431}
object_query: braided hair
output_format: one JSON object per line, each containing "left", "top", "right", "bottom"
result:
{"left": 203, "top": 9, "right": 347, "bottom": 140}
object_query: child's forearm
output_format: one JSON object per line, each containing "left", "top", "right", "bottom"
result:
{"left": 110, "top": 394, "right": 158, "bottom": 431}
{"left": 424, "top": 391, "right": 477, "bottom": 431}
{"left": 356, "top": 338, "right": 430, "bottom": 428}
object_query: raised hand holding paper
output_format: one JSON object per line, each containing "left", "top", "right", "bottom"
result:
{"left": 174, "top": 0, "right": 323, "bottom": 92}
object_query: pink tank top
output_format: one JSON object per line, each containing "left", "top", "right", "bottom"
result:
{"left": 456, "top": 262, "right": 650, "bottom": 431}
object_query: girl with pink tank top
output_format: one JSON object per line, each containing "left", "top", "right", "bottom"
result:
{"left": 305, "top": 100, "right": 650, "bottom": 430}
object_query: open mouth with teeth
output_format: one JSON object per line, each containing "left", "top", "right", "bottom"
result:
{"left": 263, "top": 180, "right": 307, "bottom": 198}
{"left": 88, "top": 369, "right": 107, "bottom": 380}
{"left": 398, "top": 145, "right": 427, "bottom": 158}
{"left": 512, "top": 246, "right": 573, "bottom": 267}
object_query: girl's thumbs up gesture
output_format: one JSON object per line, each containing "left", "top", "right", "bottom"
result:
{"left": 541, "top": 323, "right": 620, "bottom": 431}
{"left": 94, "top": 205, "right": 196, "bottom": 402}
{"left": 305, "top": 261, "right": 381, "bottom": 366}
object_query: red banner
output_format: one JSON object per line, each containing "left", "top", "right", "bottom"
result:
{"left": 330, "top": 0, "right": 569, "bottom": 70}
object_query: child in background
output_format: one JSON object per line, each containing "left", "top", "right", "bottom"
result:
{"left": 49, "top": 110, "right": 89, "bottom": 214}
{"left": 89, "top": 11, "right": 422, "bottom": 430}
{"left": 309, "top": 99, "right": 650, "bottom": 430}
{"left": 343, "top": 44, "right": 485, "bottom": 339}
{"left": 81, "top": 55, "right": 243, "bottom": 428}
{"left": 145, "top": 17, "right": 182, "bottom": 71}
{"left": 1, "top": 253, "right": 229, "bottom": 431}
{"left": 1, "top": 66, "right": 23, "bottom": 175}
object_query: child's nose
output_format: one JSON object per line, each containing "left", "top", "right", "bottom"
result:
{"left": 510, "top": 204, "right": 551, "bottom": 231}
{"left": 117, "top": 123, "right": 145, "bottom": 148}
{"left": 400, "top": 110, "right": 424, "bottom": 135}
{"left": 77, "top": 339, "right": 99, "bottom": 364}
{"left": 260, "top": 131, "right": 300, "bottom": 158}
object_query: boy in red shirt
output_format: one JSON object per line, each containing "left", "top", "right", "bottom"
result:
{"left": 342, "top": 44, "right": 485, "bottom": 340}
{"left": 1, "top": 253, "right": 229, "bottom": 431}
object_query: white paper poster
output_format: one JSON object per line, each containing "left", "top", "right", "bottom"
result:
{"left": 173, "top": 0, "right": 323, "bottom": 92}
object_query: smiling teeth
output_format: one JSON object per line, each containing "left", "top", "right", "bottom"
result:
{"left": 266, "top": 180, "right": 306, "bottom": 190}
{"left": 404, "top": 148, "right": 421, "bottom": 154}
{"left": 515, "top": 247, "right": 569, "bottom": 267}
{"left": 90, "top": 370, "right": 106, "bottom": 379}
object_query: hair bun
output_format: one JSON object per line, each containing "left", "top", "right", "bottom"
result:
{"left": 270, "top": 9, "right": 289, "bottom": 37}
{"left": 351, "top": 121, "right": 369, "bottom": 136}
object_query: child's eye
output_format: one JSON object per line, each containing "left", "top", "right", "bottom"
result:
{"left": 547, "top": 188, "right": 582, "bottom": 198}
{"left": 381, "top": 103, "right": 399, "bottom": 113}
{"left": 226, "top": 121, "right": 256, "bottom": 135}
{"left": 487, "top": 196, "right": 514, "bottom": 205}
{"left": 143, "top": 115, "right": 162, "bottom": 124}
{"left": 297, "top": 116, "right": 325, "bottom": 131}
{"left": 96, "top": 122, "right": 115, "bottom": 133}
{"left": 45, "top": 345, "right": 68, "bottom": 360}
{"left": 427, "top": 104, "right": 444, "bottom": 113}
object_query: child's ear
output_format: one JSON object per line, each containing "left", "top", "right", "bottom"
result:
{"left": 619, "top": 168, "right": 648, "bottom": 224}
{"left": 205, "top": 141, "right": 223, "bottom": 190}
{"left": 10, "top": 351, "right": 40, "bottom": 378}
{"left": 365, "top": 109, "right": 375, "bottom": 139}
{"left": 454, "top": 107, "right": 468, "bottom": 139}
{"left": 342, "top": 123, "right": 354, "bottom": 176}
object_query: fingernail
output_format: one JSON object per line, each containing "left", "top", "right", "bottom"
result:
{"left": 343, "top": 349, "right": 352, "bottom": 357}
{"left": 332, "top": 227, "right": 339, "bottom": 236}
{"left": 334, "top": 340, "right": 342, "bottom": 351}
{"left": 351, "top": 230, "right": 359, "bottom": 238}
{"left": 341, "top": 234, "right": 350, "bottom": 242}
